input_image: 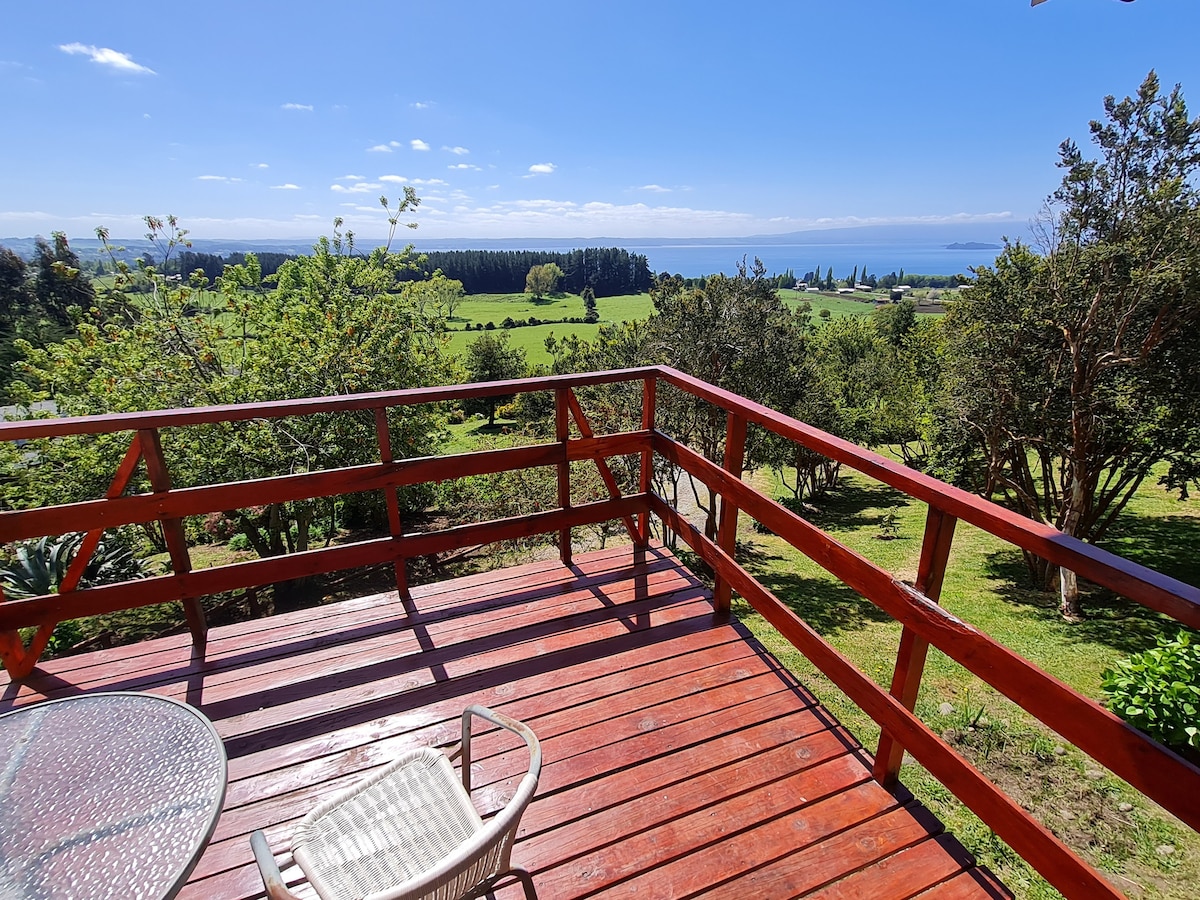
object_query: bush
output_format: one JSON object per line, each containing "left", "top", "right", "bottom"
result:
{"left": 1101, "top": 632, "right": 1200, "bottom": 756}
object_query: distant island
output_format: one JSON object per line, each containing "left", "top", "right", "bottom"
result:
{"left": 946, "top": 241, "right": 1001, "bottom": 250}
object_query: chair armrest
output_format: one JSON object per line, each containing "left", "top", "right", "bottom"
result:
{"left": 460, "top": 705, "right": 543, "bottom": 793}
{"left": 250, "top": 830, "right": 304, "bottom": 900}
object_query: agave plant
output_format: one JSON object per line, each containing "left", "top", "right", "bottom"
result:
{"left": 0, "top": 533, "right": 149, "bottom": 600}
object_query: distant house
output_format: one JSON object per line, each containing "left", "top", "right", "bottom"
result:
{"left": 894, "top": 285, "right": 912, "bottom": 292}
{"left": 805, "top": 287, "right": 822, "bottom": 293}
{"left": 794, "top": 281, "right": 808, "bottom": 290}
{"left": 836, "top": 287, "right": 855, "bottom": 294}
{"left": 854, "top": 283, "right": 872, "bottom": 291}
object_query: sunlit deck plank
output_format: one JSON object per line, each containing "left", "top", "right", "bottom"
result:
{"left": 0, "top": 543, "right": 1008, "bottom": 900}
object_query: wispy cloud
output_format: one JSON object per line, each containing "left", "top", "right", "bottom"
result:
{"left": 330, "top": 181, "right": 382, "bottom": 194}
{"left": 410, "top": 139, "right": 431, "bottom": 151}
{"left": 251, "top": 162, "right": 270, "bottom": 169}
{"left": 443, "top": 146, "right": 469, "bottom": 156}
{"left": 196, "top": 175, "right": 242, "bottom": 183}
{"left": 281, "top": 102, "right": 313, "bottom": 112}
{"left": 337, "top": 174, "right": 366, "bottom": 181}
{"left": 379, "top": 175, "right": 408, "bottom": 184}
{"left": 367, "top": 144, "right": 393, "bottom": 153}
{"left": 411, "top": 178, "right": 447, "bottom": 186}
{"left": 637, "top": 184, "right": 671, "bottom": 193}
{"left": 526, "top": 163, "right": 556, "bottom": 177}
{"left": 271, "top": 183, "right": 301, "bottom": 190}
{"left": 411, "top": 101, "right": 433, "bottom": 110}
{"left": 58, "top": 43, "right": 155, "bottom": 75}
{"left": 449, "top": 163, "right": 480, "bottom": 171}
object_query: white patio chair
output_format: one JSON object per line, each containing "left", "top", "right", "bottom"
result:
{"left": 251, "top": 705, "right": 541, "bottom": 900}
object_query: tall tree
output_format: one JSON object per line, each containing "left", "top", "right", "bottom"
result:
{"left": 464, "top": 331, "right": 527, "bottom": 425}
{"left": 938, "top": 71, "right": 1200, "bottom": 618}
{"left": 525, "top": 262, "right": 564, "bottom": 299}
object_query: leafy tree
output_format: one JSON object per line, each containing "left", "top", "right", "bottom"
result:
{"left": 525, "top": 262, "right": 564, "bottom": 299}
{"left": 464, "top": 331, "right": 526, "bottom": 425}
{"left": 824, "top": 266, "right": 834, "bottom": 291}
{"left": 937, "top": 71, "right": 1200, "bottom": 618}
{"left": 647, "top": 261, "right": 810, "bottom": 538}
{"left": 4, "top": 205, "right": 455, "bottom": 593}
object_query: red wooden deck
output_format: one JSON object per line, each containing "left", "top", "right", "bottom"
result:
{"left": 0, "top": 544, "right": 1010, "bottom": 899}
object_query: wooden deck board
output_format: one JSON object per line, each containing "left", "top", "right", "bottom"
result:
{"left": 0, "top": 543, "right": 1010, "bottom": 899}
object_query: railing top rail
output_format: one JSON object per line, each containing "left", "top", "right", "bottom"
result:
{"left": 0, "top": 367, "right": 657, "bottom": 441}
{"left": 654, "top": 366, "right": 1200, "bottom": 625}
{"left": 4, "top": 363, "right": 1195, "bottom": 624}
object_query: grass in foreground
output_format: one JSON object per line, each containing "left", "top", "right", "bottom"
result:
{"left": 732, "top": 467, "right": 1200, "bottom": 898}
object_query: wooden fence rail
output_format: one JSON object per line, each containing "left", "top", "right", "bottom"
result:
{"left": 2, "top": 365, "right": 1198, "bottom": 900}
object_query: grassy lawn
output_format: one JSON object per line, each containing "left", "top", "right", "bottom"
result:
{"left": 731, "top": 465, "right": 1200, "bottom": 898}
{"left": 445, "top": 292, "right": 650, "bottom": 363}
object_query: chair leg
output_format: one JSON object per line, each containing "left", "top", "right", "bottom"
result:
{"left": 469, "top": 866, "right": 538, "bottom": 900}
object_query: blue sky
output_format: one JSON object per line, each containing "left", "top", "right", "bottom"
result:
{"left": 2, "top": 1, "right": 1198, "bottom": 241}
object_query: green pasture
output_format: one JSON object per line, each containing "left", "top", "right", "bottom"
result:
{"left": 731, "top": 463, "right": 1200, "bottom": 898}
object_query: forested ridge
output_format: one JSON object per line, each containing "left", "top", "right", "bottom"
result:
{"left": 175, "top": 246, "right": 652, "bottom": 298}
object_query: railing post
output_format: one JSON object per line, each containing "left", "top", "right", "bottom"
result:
{"left": 874, "top": 505, "right": 957, "bottom": 786}
{"left": 374, "top": 408, "right": 409, "bottom": 602}
{"left": 637, "top": 377, "right": 656, "bottom": 547}
{"left": 712, "top": 412, "right": 747, "bottom": 613}
{"left": 139, "top": 428, "right": 208, "bottom": 650}
{"left": 555, "top": 388, "right": 572, "bottom": 566}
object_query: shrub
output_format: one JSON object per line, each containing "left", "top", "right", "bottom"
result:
{"left": 1101, "top": 632, "right": 1200, "bottom": 755}
{"left": 0, "top": 533, "right": 149, "bottom": 599}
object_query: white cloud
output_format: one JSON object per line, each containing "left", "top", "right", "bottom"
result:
{"left": 448, "top": 163, "right": 480, "bottom": 171}
{"left": 410, "top": 139, "right": 431, "bottom": 151}
{"left": 410, "top": 178, "right": 447, "bottom": 186}
{"left": 196, "top": 175, "right": 242, "bottom": 183}
{"left": 443, "top": 146, "right": 470, "bottom": 155}
{"left": 411, "top": 101, "right": 433, "bottom": 109}
{"left": 251, "top": 162, "right": 269, "bottom": 169}
{"left": 337, "top": 174, "right": 366, "bottom": 181}
{"left": 367, "top": 144, "right": 393, "bottom": 153}
{"left": 330, "top": 181, "right": 382, "bottom": 194}
{"left": 389, "top": 141, "right": 403, "bottom": 148}
{"left": 58, "top": 43, "right": 155, "bottom": 75}
{"left": 637, "top": 184, "right": 671, "bottom": 193}
{"left": 281, "top": 102, "right": 313, "bottom": 111}
{"left": 379, "top": 175, "right": 408, "bottom": 184}
{"left": 271, "top": 183, "right": 301, "bottom": 190}
{"left": 527, "top": 163, "right": 556, "bottom": 176}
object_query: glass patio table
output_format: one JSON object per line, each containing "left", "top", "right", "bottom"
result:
{"left": 0, "top": 691, "right": 227, "bottom": 899}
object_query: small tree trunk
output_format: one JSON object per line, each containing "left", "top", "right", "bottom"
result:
{"left": 1059, "top": 566, "right": 1082, "bottom": 621}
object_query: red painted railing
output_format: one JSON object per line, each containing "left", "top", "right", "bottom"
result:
{"left": 2, "top": 365, "right": 1198, "bottom": 900}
